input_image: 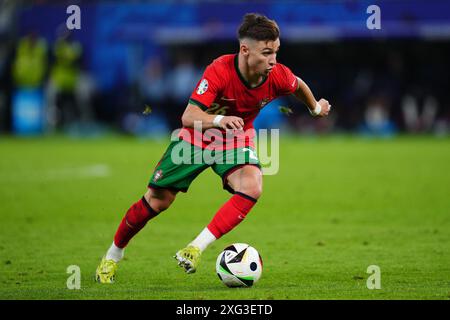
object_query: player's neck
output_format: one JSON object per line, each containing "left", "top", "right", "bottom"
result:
{"left": 237, "top": 54, "right": 265, "bottom": 88}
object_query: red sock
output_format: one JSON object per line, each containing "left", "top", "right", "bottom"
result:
{"left": 207, "top": 192, "right": 257, "bottom": 239}
{"left": 113, "top": 197, "right": 159, "bottom": 248}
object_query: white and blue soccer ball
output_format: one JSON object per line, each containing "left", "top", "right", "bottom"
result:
{"left": 216, "top": 243, "right": 263, "bottom": 287}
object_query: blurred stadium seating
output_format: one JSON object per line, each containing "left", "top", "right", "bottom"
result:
{"left": 0, "top": 0, "right": 449, "bottom": 136}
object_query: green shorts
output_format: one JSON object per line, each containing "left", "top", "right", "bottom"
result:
{"left": 148, "top": 139, "right": 261, "bottom": 194}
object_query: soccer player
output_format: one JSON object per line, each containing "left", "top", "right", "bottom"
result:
{"left": 96, "top": 13, "right": 331, "bottom": 283}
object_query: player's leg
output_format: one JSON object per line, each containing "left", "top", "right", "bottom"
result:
{"left": 204, "top": 164, "right": 262, "bottom": 242}
{"left": 176, "top": 164, "right": 262, "bottom": 274}
{"left": 96, "top": 187, "right": 177, "bottom": 283}
{"left": 98, "top": 139, "right": 207, "bottom": 281}
{"left": 108, "top": 187, "right": 178, "bottom": 258}
{"left": 223, "top": 164, "right": 263, "bottom": 199}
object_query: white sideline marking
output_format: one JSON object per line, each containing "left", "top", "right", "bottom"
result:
{"left": 1, "top": 164, "right": 111, "bottom": 182}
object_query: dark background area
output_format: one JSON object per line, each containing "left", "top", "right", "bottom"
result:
{"left": 0, "top": 0, "right": 449, "bottom": 137}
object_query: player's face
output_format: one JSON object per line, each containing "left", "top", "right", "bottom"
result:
{"left": 247, "top": 38, "right": 280, "bottom": 77}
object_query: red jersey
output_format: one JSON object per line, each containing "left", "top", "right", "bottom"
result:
{"left": 178, "top": 54, "right": 298, "bottom": 150}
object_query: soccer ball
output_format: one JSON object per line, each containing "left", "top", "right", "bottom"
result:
{"left": 216, "top": 243, "right": 263, "bottom": 287}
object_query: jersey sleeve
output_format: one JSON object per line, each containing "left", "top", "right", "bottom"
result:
{"left": 189, "top": 62, "right": 223, "bottom": 111}
{"left": 274, "top": 63, "right": 299, "bottom": 96}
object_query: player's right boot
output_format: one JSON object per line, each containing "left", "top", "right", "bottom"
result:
{"left": 174, "top": 245, "right": 201, "bottom": 274}
{"left": 95, "top": 257, "right": 118, "bottom": 283}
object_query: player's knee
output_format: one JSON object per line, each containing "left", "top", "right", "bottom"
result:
{"left": 236, "top": 183, "right": 262, "bottom": 200}
{"left": 151, "top": 201, "right": 169, "bottom": 213}
{"left": 144, "top": 189, "right": 176, "bottom": 213}
{"left": 147, "top": 196, "right": 174, "bottom": 213}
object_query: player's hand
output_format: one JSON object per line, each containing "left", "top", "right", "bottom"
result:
{"left": 317, "top": 98, "right": 331, "bottom": 117}
{"left": 219, "top": 116, "right": 244, "bottom": 130}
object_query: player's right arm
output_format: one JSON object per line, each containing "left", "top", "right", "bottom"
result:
{"left": 294, "top": 77, "right": 331, "bottom": 117}
{"left": 274, "top": 63, "right": 331, "bottom": 117}
{"left": 182, "top": 59, "right": 244, "bottom": 130}
{"left": 181, "top": 104, "right": 244, "bottom": 130}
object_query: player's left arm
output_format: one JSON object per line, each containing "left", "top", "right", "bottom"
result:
{"left": 293, "top": 77, "right": 331, "bottom": 117}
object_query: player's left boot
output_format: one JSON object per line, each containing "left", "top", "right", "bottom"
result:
{"left": 95, "top": 257, "right": 118, "bottom": 283}
{"left": 174, "top": 245, "right": 201, "bottom": 274}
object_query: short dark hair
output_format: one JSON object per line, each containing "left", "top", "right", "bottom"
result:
{"left": 238, "top": 13, "right": 280, "bottom": 41}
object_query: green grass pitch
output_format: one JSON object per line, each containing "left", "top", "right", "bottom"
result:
{"left": 0, "top": 135, "right": 449, "bottom": 299}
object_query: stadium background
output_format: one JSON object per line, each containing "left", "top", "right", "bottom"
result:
{"left": 0, "top": 0, "right": 449, "bottom": 300}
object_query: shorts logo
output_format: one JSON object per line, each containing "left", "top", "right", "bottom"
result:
{"left": 196, "top": 79, "right": 208, "bottom": 95}
{"left": 153, "top": 169, "right": 163, "bottom": 182}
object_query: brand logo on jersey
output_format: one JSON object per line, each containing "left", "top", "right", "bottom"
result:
{"left": 259, "top": 98, "right": 270, "bottom": 109}
{"left": 153, "top": 169, "right": 163, "bottom": 182}
{"left": 196, "top": 79, "right": 208, "bottom": 95}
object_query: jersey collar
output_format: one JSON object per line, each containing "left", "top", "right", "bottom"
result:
{"left": 234, "top": 54, "right": 268, "bottom": 90}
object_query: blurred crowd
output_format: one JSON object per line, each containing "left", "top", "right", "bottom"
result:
{"left": 0, "top": 29, "right": 96, "bottom": 135}
{"left": 1, "top": 30, "right": 449, "bottom": 137}
{"left": 128, "top": 40, "right": 450, "bottom": 137}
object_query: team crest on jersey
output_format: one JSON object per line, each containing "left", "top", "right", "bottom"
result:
{"left": 196, "top": 79, "right": 208, "bottom": 95}
{"left": 153, "top": 169, "right": 163, "bottom": 182}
